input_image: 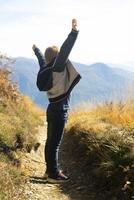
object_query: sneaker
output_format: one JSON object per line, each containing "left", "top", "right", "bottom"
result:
{"left": 47, "top": 171, "right": 69, "bottom": 184}
{"left": 43, "top": 170, "right": 62, "bottom": 180}
{"left": 43, "top": 169, "right": 64, "bottom": 179}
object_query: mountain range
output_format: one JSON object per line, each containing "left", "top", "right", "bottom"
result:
{"left": 1, "top": 57, "right": 134, "bottom": 109}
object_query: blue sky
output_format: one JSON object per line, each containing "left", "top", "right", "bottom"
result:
{"left": 0, "top": 0, "right": 134, "bottom": 65}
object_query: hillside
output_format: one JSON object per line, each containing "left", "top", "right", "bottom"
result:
{"left": 1, "top": 57, "right": 134, "bottom": 109}
{"left": 21, "top": 99, "right": 134, "bottom": 200}
{"left": 59, "top": 100, "right": 134, "bottom": 199}
{"left": 109, "top": 63, "right": 134, "bottom": 73}
{"left": 0, "top": 56, "right": 44, "bottom": 199}
{"left": 0, "top": 55, "right": 134, "bottom": 199}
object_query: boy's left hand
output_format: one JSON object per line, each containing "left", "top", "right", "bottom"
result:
{"left": 32, "top": 44, "right": 37, "bottom": 51}
{"left": 72, "top": 19, "right": 78, "bottom": 31}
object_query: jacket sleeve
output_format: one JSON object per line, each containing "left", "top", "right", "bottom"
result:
{"left": 34, "top": 48, "right": 52, "bottom": 91}
{"left": 53, "top": 30, "right": 79, "bottom": 72}
{"left": 34, "top": 47, "right": 45, "bottom": 69}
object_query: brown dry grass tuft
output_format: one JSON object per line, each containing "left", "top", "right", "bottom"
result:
{"left": 0, "top": 153, "right": 25, "bottom": 200}
{"left": 93, "top": 99, "right": 134, "bottom": 128}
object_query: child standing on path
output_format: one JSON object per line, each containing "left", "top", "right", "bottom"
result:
{"left": 32, "top": 19, "right": 81, "bottom": 183}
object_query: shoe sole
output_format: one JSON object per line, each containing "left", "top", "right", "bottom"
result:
{"left": 47, "top": 177, "right": 69, "bottom": 184}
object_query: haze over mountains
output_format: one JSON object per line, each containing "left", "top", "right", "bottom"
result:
{"left": 2, "top": 57, "right": 134, "bottom": 109}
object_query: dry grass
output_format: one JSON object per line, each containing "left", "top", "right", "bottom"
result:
{"left": 0, "top": 57, "right": 44, "bottom": 199}
{"left": 0, "top": 68, "right": 44, "bottom": 150}
{"left": 65, "top": 100, "right": 134, "bottom": 198}
{"left": 93, "top": 99, "right": 134, "bottom": 128}
{"left": 0, "top": 154, "right": 25, "bottom": 200}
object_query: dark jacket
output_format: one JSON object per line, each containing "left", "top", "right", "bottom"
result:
{"left": 34, "top": 30, "right": 81, "bottom": 103}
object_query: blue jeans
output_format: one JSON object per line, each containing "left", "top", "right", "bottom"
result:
{"left": 45, "top": 107, "right": 68, "bottom": 175}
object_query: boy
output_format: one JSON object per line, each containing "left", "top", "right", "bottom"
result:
{"left": 32, "top": 19, "right": 81, "bottom": 183}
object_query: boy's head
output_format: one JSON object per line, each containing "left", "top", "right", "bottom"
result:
{"left": 44, "top": 46, "right": 59, "bottom": 64}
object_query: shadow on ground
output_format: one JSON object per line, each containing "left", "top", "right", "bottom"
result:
{"left": 59, "top": 133, "right": 97, "bottom": 200}
{"left": 58, "top": 132, "right": 129, "bottom": 200}
{"left": 29, "top": 176, "right": 47, "bottom": 184}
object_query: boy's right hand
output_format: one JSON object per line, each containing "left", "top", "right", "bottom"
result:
{"left": 32, "top": 44, "right": 37, "bottom": 51}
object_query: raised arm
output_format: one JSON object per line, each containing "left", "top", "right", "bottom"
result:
{"left": 53, "top": 19, "right": 79, "bottom": 72}
{"left": 32, "top": 44, "right": 45, "bottom": 69}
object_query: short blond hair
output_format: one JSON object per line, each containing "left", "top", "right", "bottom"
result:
{"left": 44, "top": 46, "right": 59, "bottom": 64}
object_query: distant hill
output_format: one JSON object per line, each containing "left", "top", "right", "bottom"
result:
{"left": 72, "top": 62, "right": 134, "bottom": 105}
{"left": 1, "top": 57, "right": 134, "bottom": 109}
{"left": 109, "top": 63, "right": 134, "bottom": 73}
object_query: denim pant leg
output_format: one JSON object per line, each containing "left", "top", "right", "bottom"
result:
{"left": 45, "top": 118, "right": 66, "bottom": 175}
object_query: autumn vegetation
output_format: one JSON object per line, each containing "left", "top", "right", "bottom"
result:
{"left": 0, "top": 55, "right": 44, "bottom": 199}
{"left": 0, "top": 53, "right": 134, "bottom": 199}
{"left": 64, "top": 100, "right": 134, "bottom": 199}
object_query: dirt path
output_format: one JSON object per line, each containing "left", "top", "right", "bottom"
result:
{"left": 20, "top": 120, "right": 134, "bottom": 200}
{"left": 21, "top": 124, "right": 71, "bottom": 200}
{"left": 21, "top": 121, "right": 97, "bottom": 200}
